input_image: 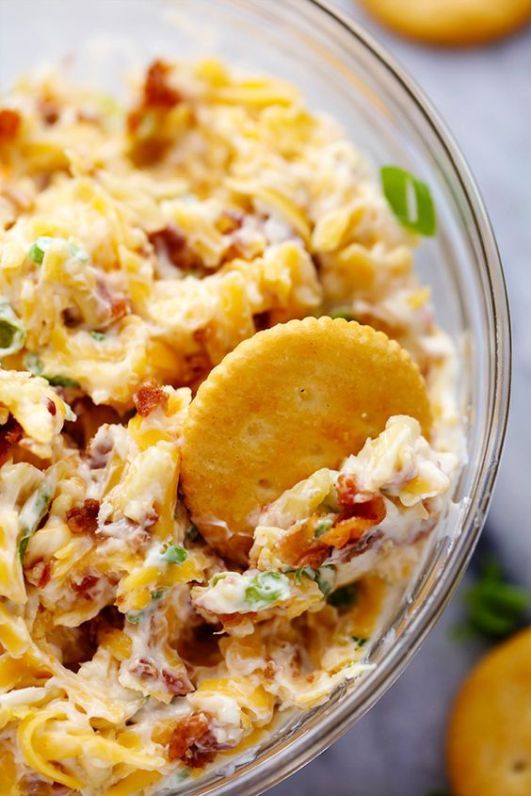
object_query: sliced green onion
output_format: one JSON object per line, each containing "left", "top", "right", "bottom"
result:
{"left": 89, "top": 331, "right": 106, "bottom": 341}
{"left": 287, "top": 566, "right": 315, "bottom": 585}
{"left": 244, "top": 571, "right": 290, "bottom": 609}
{"left": 68, "top": 242, "right": 89, "bottom": 263}
{"left": 126, "top": 611, "right": 144, "bottom": 624}
{"left": 18, "top": 483, "right": 53, "bottom": 560}
{"left": 45, "top": 375, "right": 81, "bottom": 388}
{"left": 286, "top": 564, "right": 336, "bottom": 595}
{"left": 328, "top": 583, "right": 358, "bottom": 608}
{"left": 329, "top": 308, "right": 356, "bottom": 321}
{"left": 380, "top": 165, "right": 436, "bottom": 237}
{"left": 28, "top": 236, "right": 55, "bottom": 264}
{"left": 24, "top": 353, "right": 44, "bottom": 375}
{"left": 23, "top": 354, "right": 80, "bottom": 388}
{"left": 161, "top": 544, "right": 187, "bottom": 565}
{"left": 210, "top": 572, "right": 229, "bottom": 586}
{"left": 314, "top": 564, "right": 336, "bottom": 596}
{"left": 151, "top": 589, "right": 165, "bottom": 601}
{"left": 351, "top": 635, "right": 368, "bottom": 647}
{"left": 314, "top": 516, "right": 334, "bottom": 537}
{"left": 28, "top": 236, "right": 89, "bottom": 265}
{"left": 0, "top": 302, "right": 26, "bottom": 356}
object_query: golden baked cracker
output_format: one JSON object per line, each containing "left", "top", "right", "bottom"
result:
{"left": 359, "top": 0, "right": 531, "bottom": 46}
{"left": 447, "top": 628, "right": 531, "bottom": 796}
{"left": 181, "top": 317, "right": 431, "bottom": 562}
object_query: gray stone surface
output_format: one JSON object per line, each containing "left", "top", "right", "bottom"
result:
{"left": 272, "top": 5, "right": 531, "bottom": 795}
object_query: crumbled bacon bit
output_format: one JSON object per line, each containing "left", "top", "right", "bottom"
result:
{"left": 62, "top": 306, "right": 83, "bottom": 328}
{"left": 110, "top": 296, "right": 129, "bottom": 321}
{"left": 143, "top": 60, "right": 181, "bottom": 108}
{"left": 96, "top": 280, "right": 130, "bottom": 324}
{"left": 37, "top": 562, "right": 52, "bottom": 588}
{"left": 296, "top": 546, "right": 329, "bottom": 570}
{"left": 24, "top": 559, "right": 52, "bottom": 589}
{"left": 0, "top": 415, "right": 23, "bottom": 465}
{"left": 46, "top": 398, "right": 57, "bottom": 416}
{"left": 161, "top": 669, "right": 194, "bottom": 696}
{"left": 186, "top": 729, "right": 221, "bottom": 768}
{"left": 37, "top": 98, "right": 59, "bottom": 126}
{"left": 343, "top": 529, "right": 384, "bottom": 559}
{"left": 279, "top": 490, "right": 386, "bottom": 567}
{"left": 71, "top": 572, "right": 100, "bottom": 598}
{"left": 168, "top": 712, "right": 219, "bottom": 766}
{"left": 130, "top": 656, "right": 159, "bottom": 681}
{"left": 129, "top": 657, "right": 194, "bottom": 696}
{"left": 148, "top": 225, "right": 202, "bottom": 272}
{"left": 0, "top": 108, "right": 21, "bottom": 142}
{"left": 253, "top": 311, "right": 271, "bottom": 332}
{"left": 66, "top": 499, "right": 100, "bottom": 534}
{"left": 336, "top": 473, "right": 359, "bottom": 509}
{"left": 319, "top": 495, "right": 387, "bottom": 549}
{"left": 133, "top": 382, "right": 168, "bottom": 417}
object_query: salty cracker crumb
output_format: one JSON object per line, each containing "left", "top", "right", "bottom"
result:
{"left": 359, "top": 0, "right": 531, "bottom": 46}
{"left": 447, "top": 628, "right": 531, "bottom": 796}
{"left": 181, "top": 317, "right": 431, "bottom": 562}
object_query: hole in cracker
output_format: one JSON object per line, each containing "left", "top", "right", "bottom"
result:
{"left": 512, "top": 759, "right": 529, "bottom": 774}
{"left": 298, "top": 387, "right": 313, "bottom": 402}
{"left": 244, "top": 419, "right": 268, "bottom": 439}
{"left": 258, "top": 478, "right": 272, "bottom": 490}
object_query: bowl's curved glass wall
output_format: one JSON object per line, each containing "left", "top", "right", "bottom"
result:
{"left": 0, "top": 1, "right": 509, "bottom": 794}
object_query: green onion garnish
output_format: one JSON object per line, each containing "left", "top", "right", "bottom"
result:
{"left": 18, "top": 483, "right": 53, "bottom": 560}
{"left": 161, "top": 544, "right": 187, "bottom": 565}
{"left": 351, "top": 635, "right": 368, "bottom": 647}
{"left": 328, "top": 584, "right": 358, "bottom": 608}
{"left": 28, "top": 236, "right": 55, "bottom": 264}
{"left": 0, "top": 303, "right": 26, "bottom": 356}
{"left": 23, "top": 354, "right": 80, "bottom": 388}
{"left": 244, "top": 571, "right": 290, "bottom": 609}
{"left": 24, "top": 353, "right": 44, "bottom": 375}
{"left": 380, "top": 165, "right": 436, "bottom": 237}
{"left": 287, "top": 564, "right": 336, "bottom": 596}
{"left": 126, "top": 611, "right": 144, "bottom": 624}
{"left": 45, "top": 375, "right": 81, "bottom": 388}
{"left": 314, "top": 516, "right": 334, "bottom": 537}
{"left": 28, "top": 237, "right": 89, "bottom": 265}
{"left": 329, "top": 309, "right": 356, "bottom": 321}
{"left": 210, "top": 572, "right": 228, "bottom": 586}
{"left": 89, "top": 331, "right": 106, "bottom": 341}
{"left": 314, "top": 565, "right": 336, "bottom": 596}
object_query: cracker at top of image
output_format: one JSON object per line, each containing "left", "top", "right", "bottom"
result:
{"left": 359, "top": 0, "right": 531, "bottom": 45}
{"left": 180, "top": 316, "right": 431, "bottom": 562}
{"left": 447, "top": 628, "right": 531, "bottom": 796}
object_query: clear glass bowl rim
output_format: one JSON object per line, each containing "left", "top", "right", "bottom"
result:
{"left": 182, "top": 2, "right": 510, "bottom": 794}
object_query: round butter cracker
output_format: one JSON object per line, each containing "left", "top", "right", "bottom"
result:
{"left": 181, "top": 317, "right": 431, "bottom": 562}
{"left": 359, "top": 0, "right": 531, "bottom": 46}
{"left": 447, "top": 628, "right": 531, "bottom": 796}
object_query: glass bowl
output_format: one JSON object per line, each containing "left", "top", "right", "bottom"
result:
{"left": 0, "top": 0, "right": 510, "bottom": 793}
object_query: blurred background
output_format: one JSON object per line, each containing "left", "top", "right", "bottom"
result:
{"left": 272, "top": 2, "right": 531, "bottom": 794}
